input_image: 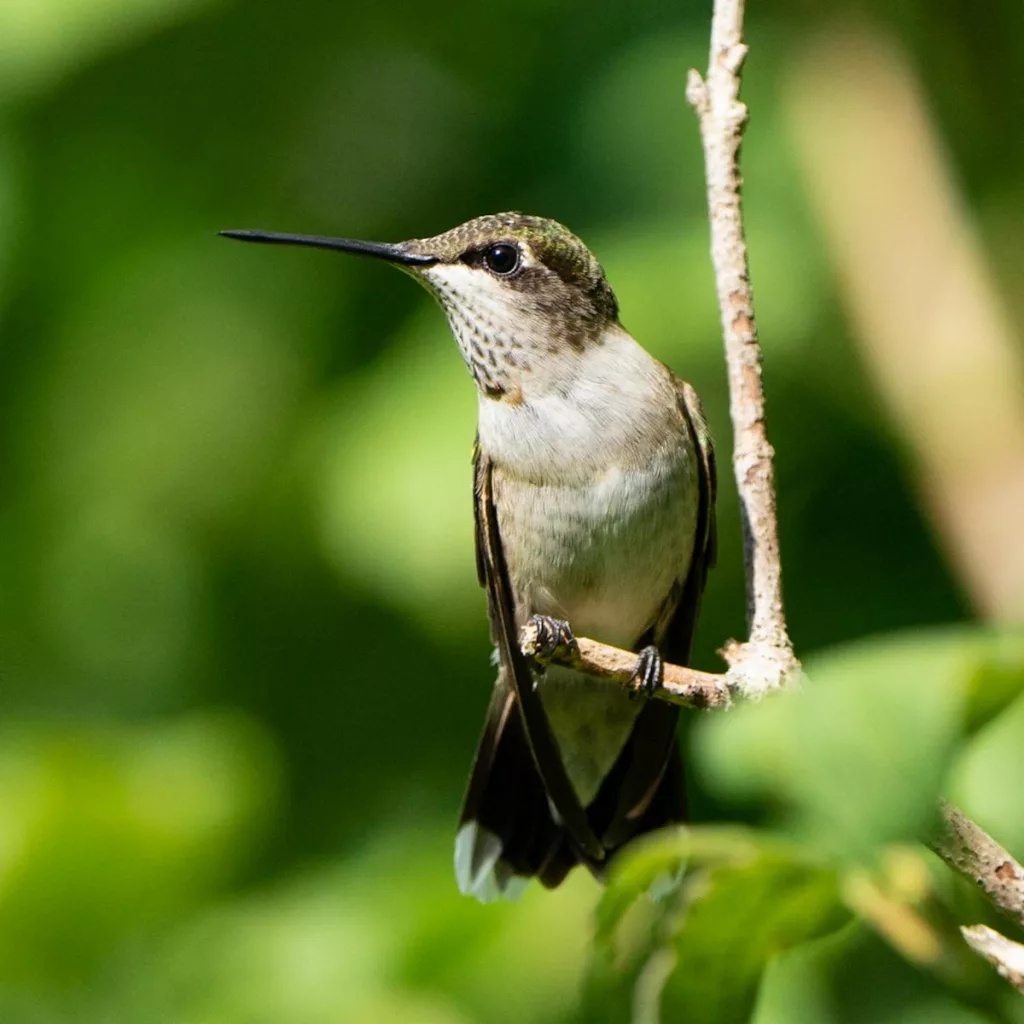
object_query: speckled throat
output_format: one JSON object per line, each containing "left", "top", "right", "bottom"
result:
{"left": 428, "top": 268, "right": 537, "bottom": 398}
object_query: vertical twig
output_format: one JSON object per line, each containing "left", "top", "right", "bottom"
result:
{"left": 686, "top": 0, "right": 799, "bottom": 693}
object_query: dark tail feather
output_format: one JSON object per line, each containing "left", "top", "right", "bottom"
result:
{"left": 603, "top": 743, "right": 687, "bottom": 893}
{"left": 587, "top": 698, "right": 685, "bottom": 855}
{"left": 536, "top": 834, "right": 576, "bottom": 889}
{"left": 456, "top": 676, "right": 686, "bottom": 900}
{"left": 456, "top": 673, "right": 572, "bottom": 900}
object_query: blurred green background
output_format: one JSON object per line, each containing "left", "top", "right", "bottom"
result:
{"left": 1, "top": 0, "right": 1023, "bottom": 1020}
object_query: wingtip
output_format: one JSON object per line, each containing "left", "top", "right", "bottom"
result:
{"left": 454, "top": 822, "right": 529, "bottom": 903}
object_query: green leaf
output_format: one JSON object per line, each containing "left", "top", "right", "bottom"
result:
{"left": 593, "top": 826, "right": 799, "bottom": 957}
{"left": 583, "top": 857, "right": 681, "bottom": 1023}
{"left": 660, "top": 855, "right": 849, "bottom": 1024}
{"left": 583, "top": 828, "right": 842, "bottom": 1024}
{"left": 695, "top": 628, "right": 1024, "bottom": 860}
{"left": 593, "top": 828, "right": 691, "bottom": 952}
{"left": 583, "top": 827, "right": 756, "bottom": 1024}
{"left": 961, "top": 632, "right": 1024, "bottom": 734}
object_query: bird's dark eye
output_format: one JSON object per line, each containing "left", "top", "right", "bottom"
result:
{"left": 483, "top": 243, "right": 520, "bottom": 276}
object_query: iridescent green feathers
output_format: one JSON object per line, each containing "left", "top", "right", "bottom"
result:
{"left": 407, "top": 212, "right": 619, "bottom": 328}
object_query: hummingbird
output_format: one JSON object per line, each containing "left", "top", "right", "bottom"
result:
{"left": 221, "top": 213, "right": 716, "bottom": 900}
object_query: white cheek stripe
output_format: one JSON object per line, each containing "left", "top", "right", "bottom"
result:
{"left": 424, "top": 263, "right": 517, "bottom": 322}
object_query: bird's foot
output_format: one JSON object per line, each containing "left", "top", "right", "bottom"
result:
{"left": 521, "top": 615, "right": 578, "bottom": 663}
{"left": 629, "top": 645, "right": 663, "bottom": 701}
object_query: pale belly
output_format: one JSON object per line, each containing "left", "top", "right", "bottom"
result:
{"left": 492, "top": 448, "right": 698, "bottom": 804}
{"left": 493, "top": 449, "right": 698, "bottom": 645}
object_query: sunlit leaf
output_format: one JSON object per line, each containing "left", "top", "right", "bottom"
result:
{"left": 583, "top": 827, "right": 840, "bottom": 1024}
{"left": 695, "top": 628, "right": 999, "bottom": 859}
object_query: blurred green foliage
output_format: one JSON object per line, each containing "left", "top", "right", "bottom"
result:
{"left": 0, "top": 0, "right": 1022, "bottom": 1020}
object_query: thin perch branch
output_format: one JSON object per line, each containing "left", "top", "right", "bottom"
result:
{"left": 520, "top": 620, "right": 733, "bottom": 709}
{"left": 525, "top": 0, "right": 799, "bottom": 701}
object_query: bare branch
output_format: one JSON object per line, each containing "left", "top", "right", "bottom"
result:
{"left": 960, "top": 925, "right": 1024, "bottom": 995}
{"left": 929, "top": 802, "right": 1024, "bottom": 928}
{"left": 692, "top": 12, "right": 1024, "bottom": 955}
{"left": 686, "top": 0, "right": 799, "bottom": 694}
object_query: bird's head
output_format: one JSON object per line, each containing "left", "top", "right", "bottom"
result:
{"left": 222, "top": 212, "right": 620, "bottom": 401}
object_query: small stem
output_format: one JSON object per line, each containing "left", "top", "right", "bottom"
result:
{"left": 929, "top": 801, "right": 1024, "bottom": 928}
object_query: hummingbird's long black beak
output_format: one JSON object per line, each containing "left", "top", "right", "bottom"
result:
{"left": 219, "top": 229, "right": 437, "bottom": 266}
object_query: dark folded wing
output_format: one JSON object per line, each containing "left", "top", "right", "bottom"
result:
{"left": 470, "top": 442, "right": 604, "bottom": 862}
{"left": 662, "top": 375, "right": 718, "bottom": 665}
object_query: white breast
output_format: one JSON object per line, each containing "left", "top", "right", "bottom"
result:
{"left": 493, "top": 450, "right": 696, "bottom": 647}
{"left": 481, "top": 327, "right": 699, "bottom": 647}
{"left": 479, "top": 329, "right": 700, "bottom": 805}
